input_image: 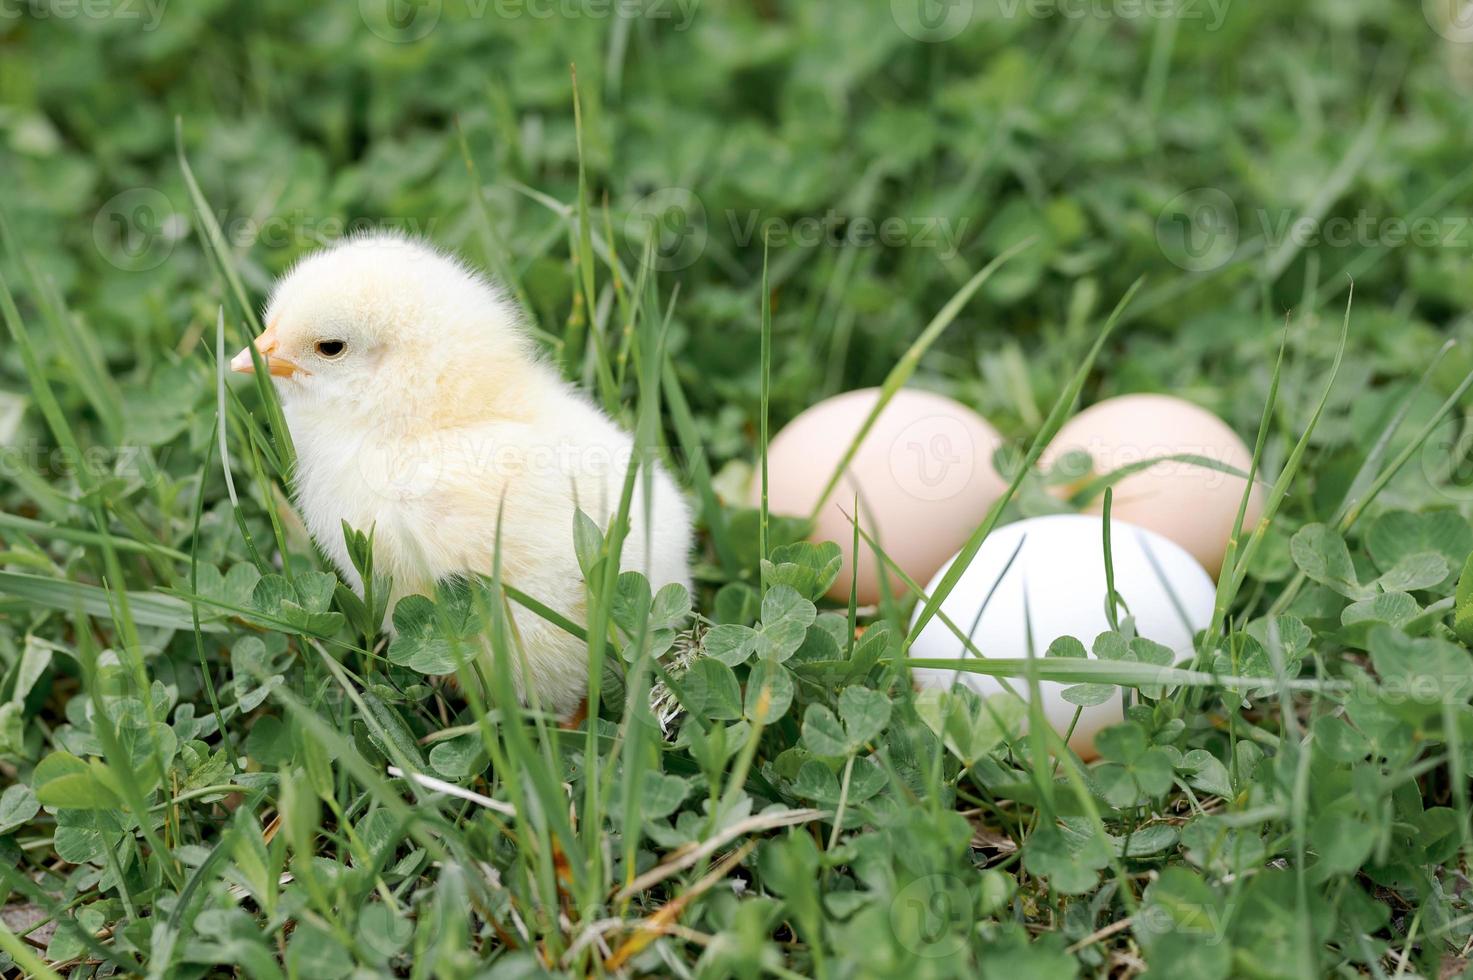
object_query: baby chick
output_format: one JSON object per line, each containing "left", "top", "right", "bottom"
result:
{"left": 231, "top": 233, "right": 692, "bottom": 719}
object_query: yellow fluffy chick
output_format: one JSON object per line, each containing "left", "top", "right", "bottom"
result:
{"left": 231, "top": 233, "right": 692, "bottom": 719}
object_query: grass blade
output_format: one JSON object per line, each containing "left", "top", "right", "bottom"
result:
{"left": 809, "top": 237, "right": 1037, "bottom": 520}
{"left": 908, "top": 277, "right": 1144, "bottom": 647}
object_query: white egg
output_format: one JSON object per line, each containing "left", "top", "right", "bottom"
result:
{"left": 908, "top": 513, "right": 1216, "bottom": 759}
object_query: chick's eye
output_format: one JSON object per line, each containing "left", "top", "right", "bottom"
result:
{"left": 315, "top": 340, "right": 347, "bottom": 359}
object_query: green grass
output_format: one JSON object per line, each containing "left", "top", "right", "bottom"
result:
{"left": 3, "top": 1, "right": 1473, "bottom": 976}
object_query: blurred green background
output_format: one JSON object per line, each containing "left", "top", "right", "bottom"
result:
{"left": 4, "top": 0, "right": 1471, "bottom": 461}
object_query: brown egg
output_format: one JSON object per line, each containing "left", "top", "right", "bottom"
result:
{"left": 754, "top": 387, "right": 1007, "bottom": 604}
{"left": 1042, "top": 393, "right": 1263, "bottom": 578}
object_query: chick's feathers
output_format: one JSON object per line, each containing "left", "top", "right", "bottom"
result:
{"left": 260, "top": 233, "right": 692, "bottom": 716}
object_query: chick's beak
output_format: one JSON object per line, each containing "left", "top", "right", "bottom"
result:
{"left": 231, "top": 323, "right": 299, "bottom": 378}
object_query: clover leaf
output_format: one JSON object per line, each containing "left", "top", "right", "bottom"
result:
{"left": 702, "top": 585, "right": 816, "bottom": 666}
{"left": 251, "top": 571, "right": 345, "bottom": 636}
{"left": 388, "top": 588, "right": 481, "bottom": 675}
{"left": 801, "top": 687, "right": 891, "bottom": 757}
{"left": 1290, "top": 524, "right": 1376, "bottom": 600}
{"left": 611, "top": 571, "right": 691, "bottom": 660}
{"left": 761, "top": 541, "right": 843, "bottom": 601}
{"left": 1023, "top": 824, "right": 1111, "bottom": 895}
{"left": 1093, "top": 721, "right": 1176, "bottom": 807}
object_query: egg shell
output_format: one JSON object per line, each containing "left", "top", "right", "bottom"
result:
{"left": 1042, "top": 393, "right": 1263, "bottom": 578}
{"left": 908, "top": 513, "right": 1215, "bottom": 759}
{"left": 755, "top": 387, "right": 1007, "bottom": 604}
